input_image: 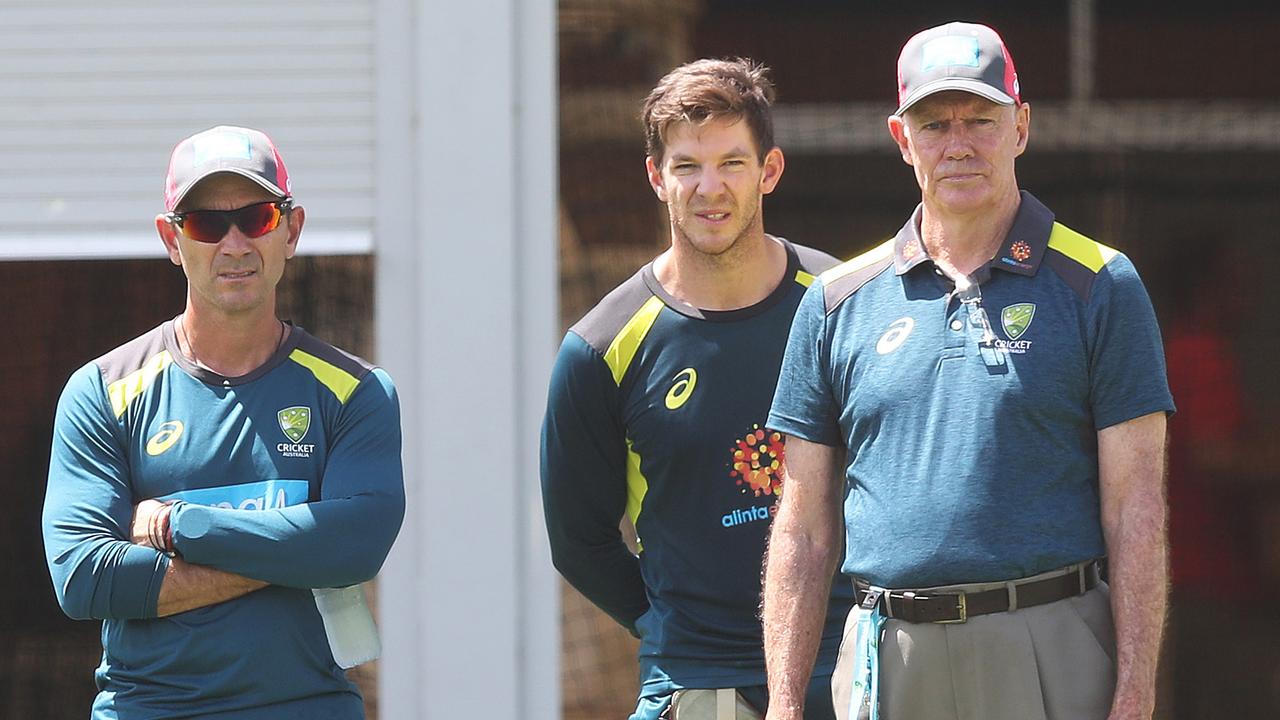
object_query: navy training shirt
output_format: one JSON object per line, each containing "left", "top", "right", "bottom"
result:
{"left": 541, "top": 238, "right": 855, "bottom": 697}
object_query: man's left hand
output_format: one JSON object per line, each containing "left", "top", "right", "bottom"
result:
{"left": 131, "top": 499, "right": 174, "bottom": 554}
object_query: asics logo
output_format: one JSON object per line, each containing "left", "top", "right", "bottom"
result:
{"left": 665, "top": 368, "right": 698, "bottom": 410}
{"left": 876, "top": 317, "right": 915, "bottom": 355}
{"left": 146, "top": 421, "right": 184, "bottom": 456}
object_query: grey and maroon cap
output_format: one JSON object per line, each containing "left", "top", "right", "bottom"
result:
{"left": 894, "top": 22, "right": 1020, "bottom": 116}
{"left": 164, "top": 125, "right": 291, "bottom": 211}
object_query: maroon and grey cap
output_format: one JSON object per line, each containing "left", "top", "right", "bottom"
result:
{"left": 164, "top": 125, "right": 292, "bottom": 211}
{"left": 894, "top": 22, "right": 1020, "bottom": 116}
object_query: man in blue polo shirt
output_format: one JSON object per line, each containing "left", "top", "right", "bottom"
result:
{"left": 761, "top": 22, "right": 1172, "bottom": 720}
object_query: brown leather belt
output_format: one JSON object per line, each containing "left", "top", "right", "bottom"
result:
{"left": 853, "top": 560, "right": 1101, "bottom": 624}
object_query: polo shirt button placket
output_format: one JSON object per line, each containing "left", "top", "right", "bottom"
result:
{"left": 943, "top": 286, "right": 967, "bottom": 356}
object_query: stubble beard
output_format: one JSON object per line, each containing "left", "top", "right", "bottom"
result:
{"left": 671, "top": 198, "right": 763, "bottom": 271}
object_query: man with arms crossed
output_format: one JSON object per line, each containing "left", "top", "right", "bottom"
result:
{"left": 762, "top": 23, "right": 1172, "bottom": 720}
{"left": 43, "top": 126, "right": 405, "bottom": 718}
{"left": 542, "top": 59, "right": 852, "bottom": 720}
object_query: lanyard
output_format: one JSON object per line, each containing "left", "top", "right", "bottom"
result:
{"left": 848, "top": 588, "right": 888, "bottom": 720}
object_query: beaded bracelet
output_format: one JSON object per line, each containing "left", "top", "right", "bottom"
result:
{"left": 149, "top": 503, "right": 177, "bottom": 558}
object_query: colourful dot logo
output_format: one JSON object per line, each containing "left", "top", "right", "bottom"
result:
{"left": 665, "top": 368, "right": 697, "bottom": 410}
{"left": 729, "top": 424, "right": 785, "bottom": 497}
{"left": 1010, "top": 240, "right": 1032, "bottom": 263}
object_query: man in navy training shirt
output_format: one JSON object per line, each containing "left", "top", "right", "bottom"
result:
{"left": 541, "top": 58, "right": 853, "bottom": 720}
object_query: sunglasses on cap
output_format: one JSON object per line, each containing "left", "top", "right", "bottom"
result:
{"left": 165, "top": 199, "right": 293, "bottom": 244}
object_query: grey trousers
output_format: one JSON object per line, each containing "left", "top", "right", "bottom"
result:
{"left": 832, "top": 578, "right": 1116, "bottom": 720}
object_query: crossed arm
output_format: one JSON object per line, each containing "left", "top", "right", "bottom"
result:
{"left": 129, "top": 499, "right": 267, "bottom": 616}
{"left": 44, "top": 364, "right": 404, "bottom": 621}
{"left": 43, "top": 462, "right": 268, "bottom": 620}
{"left": 152, "top": 558, "right": 266, "bottom": 617}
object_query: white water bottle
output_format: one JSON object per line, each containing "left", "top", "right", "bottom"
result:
{"left": 312, "top": 584, "right": 381, "bottom": 668}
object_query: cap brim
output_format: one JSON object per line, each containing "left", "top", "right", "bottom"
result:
{"left": 895, "top": 78, "right": 1015, "bottom": 116}
{"left": 168, "top": 168, "right": 288, "bottom": 210}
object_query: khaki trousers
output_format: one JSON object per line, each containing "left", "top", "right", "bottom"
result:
{"left": 668, "top": 689, "right": 763, "bottom": 719}
{"left": 832, "top": 580, "right": 1115, "bottom": 720}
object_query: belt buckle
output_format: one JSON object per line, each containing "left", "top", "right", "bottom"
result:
{"left": 937, "top": 590, "right": 967, "bottom": 624}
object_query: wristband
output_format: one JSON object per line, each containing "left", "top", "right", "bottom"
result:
{"left": 162, "top": 504, "right": 176, "bottom": 557}
{"left": 147, "top": 505, "right": 160, "bottom": 551}
{"left": 150, "top": 502, "right": 177, "bottom": 558}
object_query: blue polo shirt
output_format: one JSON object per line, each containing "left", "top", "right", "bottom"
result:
{"left": 767, "top": 192, "right": 1174, "bottom": 589}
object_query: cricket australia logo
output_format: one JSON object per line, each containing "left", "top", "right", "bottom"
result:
{"left": 997, "top": 303, "right": 1036, "bottom": 353}
{"left": 278, "top": 406, "right": 311, "bottom": 442}
{"left": 277, "top": 406, "right": 316, "bottom": 458}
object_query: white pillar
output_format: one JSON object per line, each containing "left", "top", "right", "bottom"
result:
{"left": 375, "top": 0, "right": 559, "bottom": 717}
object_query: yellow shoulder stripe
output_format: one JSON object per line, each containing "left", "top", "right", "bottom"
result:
{"left": 1047, "top": 222, "right": 1119, "bottom": 274}
{"left": 794, "top": 269, "right": 816, "bottom": 288}
{"left": 625, "top": 440, "right": 648, "bottom": 552}
{"left": 603, "top": 295, "right": 665, "bottom": 386}
{"left": 107, "top": 351, "right": 173, "bottom": 418}
{"left": 290, "top": 349, "right": 360, "bottom": 404}
{"left": 819, "top": 239, "right": 894, "bottom": 285}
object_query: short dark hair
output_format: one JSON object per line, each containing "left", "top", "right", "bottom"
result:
{"left": 641, "top": 58, "right": 777, "bottom": 164}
